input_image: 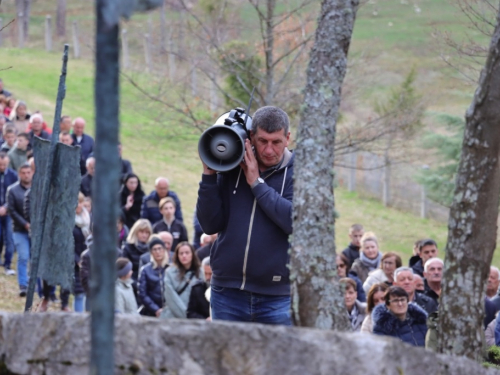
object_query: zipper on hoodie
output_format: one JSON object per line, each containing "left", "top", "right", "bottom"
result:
{"left": 239, "top": 169, "right": 279, "bottom": 290}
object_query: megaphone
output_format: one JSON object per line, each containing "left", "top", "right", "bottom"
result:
{"left": 198, "top": 107, "right": 253, "bottom": 172}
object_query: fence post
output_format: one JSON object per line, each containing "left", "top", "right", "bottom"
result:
{"left": 0, "top": 18, "right": 3, "bottom": 47}
{"left": 420, "top": 184, "right": 428, "bottom": 219}
{"left": 382, "top": 162, "right": 391, "bottom": 206}
{"left": 45, "top": 15, "right": 52, "bottom": 52}
{"left": 17, "top": 12, "right": 24, "bottom": 48}
{"left": 160, "top": 1, "right": 166, "bottom": 53}
{"left": 121, "top": 29, "right": 129, "bottom": 69}
{"left": 168, "top": 34, "right": 176, "bottom": 81}
{"left": 72, "top": 21, "right": 80, "bottom": 58}
{"left": 144, "top": 34, "right": 152, "bottom": 73}
{"left": 347, "top": 150, "right": 356, "bottom": 192}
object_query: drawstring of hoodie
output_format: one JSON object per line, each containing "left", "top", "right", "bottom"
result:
{"left": 233, "top": 168, "right": 243, "bottom": 194}
{"left": 280, "top": 167, "right": 288, "bottom": 196}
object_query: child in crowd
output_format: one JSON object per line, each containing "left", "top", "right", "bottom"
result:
{"left": 115, "top": 257, "right": 138, "bottom": 315}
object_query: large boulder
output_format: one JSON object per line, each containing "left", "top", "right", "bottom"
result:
{"left": 0, "top": 312, "right": 497, "bottom": 374}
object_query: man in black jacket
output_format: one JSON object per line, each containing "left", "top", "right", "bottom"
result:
{"left": 152, "top": 197, "right": 188, "bottom": 253}
{"left": 7, "top": 163, "right": 32, "bottom": 296}
{"left": 393, "top": 266, "right": 437, "bottom": 315}
{"left": 187, "top": 256, "right": 212, "bottom": 320}
{"left": 411, "top": 239, "right": 438, "bottom": 277}
{"left": 341, "top": 224, "right": 364, "bottom": 267}
{"left": 0, "top": 153, "right": 17, "bottom": 275}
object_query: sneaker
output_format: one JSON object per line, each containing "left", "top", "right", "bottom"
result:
{"left": 5, "top": 269, "right": 15, "bottom": 276}
{"left": 19, "top": 288, "right": 27, "bottom": 297}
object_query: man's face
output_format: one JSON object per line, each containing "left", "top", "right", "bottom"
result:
{"left": 0, "top": 157, "right": 8, "bottom": 173}
{"left": 204, "top": 264, "right": 212, "bottom": 283}
{"left": 420, "top": 244, "right": 438, "bottom": 265}
{"left": 414, "top": 275, "right": 425, "bottom": 291}
{"left": 344, "top": 286, "right": 357, "bottom": 310}
{"left": 251, "top": 128, "right": 290, "bottom": 170}
{"left": 31, "top": 118, "right": 42, "bottom": 132}
{"left": 159, "top": 233, "right": 173, "bottom": 251}
{"left": 16, "top": 136, "right": 28, "bottom": 151}
{"left": 4, "top": 133, "right": 15, "bottom": 146}
{"left": 487, "top": 268, "right": 500, "bottom": 294}
{"left": 424, "top": 260, "right": 443, "bottom": 283}
{"left": 161, "top": 202, "right": 175, "bottom": 219}
{"left": 59, "top": 133, "right": 72, "bottom": 146}
{"left": 394, "top": 270, "right": 415, "bottom": 295}
{"left": 87, "top": 160, "right": 95, "bottom": 176}
{"left": 155, "top": 180, "right": 169, "bottom": 198}
{"left": 349, "top": 230, "right": 364, "bottom": 247}
{"left": 73, "top": 119, "right": 85, "bottom": 136}
{"left": 60, "top": 117, "right": 72, "bottom": 132}
{"left": 19, "top": 167, "right": 33, "bottom": 185}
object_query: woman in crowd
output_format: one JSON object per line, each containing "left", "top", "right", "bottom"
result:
{"left": 161, "top": 242, "right": 203, "bottom": 319}
{"left": 73, "top": 192, "right": 91, "bottom": 312}
{"left": 360, "top": 283, "right": 388, "bottom": 333}
{"left": 363, "top": 252, "right": 402, "bottom": 294}
{"left": 120, "top": 173, "right": 145, "bottom": 229}
{"left": 115, "top": 257, "right": 138, "bottom": 314}
{"left": 372, "top": 286, "right": 428, "bottom": 346}
{"left": 138, "top": 237, "right": 169, "bottom": 317}
{"left": 350, "top": 232, "right": 382, "bottom": 284}
{"left": 122, "top": 219, "right": 152, "bottom": 285}
{"left": 337, "top": 253, "right": 366, "bottom": 302}
{"left": 3, "top": 97, "right": 15, "bottom": 117}
{"left": 340, "top": 277, "right": 366, "bottom": 332}
{"left": 9, "top": 100, "right": 30, "bottom": 133}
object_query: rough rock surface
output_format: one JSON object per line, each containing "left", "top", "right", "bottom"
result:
{"left": 0, "top": 312, "right": 497, "bottom": 374}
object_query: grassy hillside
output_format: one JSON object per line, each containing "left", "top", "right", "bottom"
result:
{"left": 0, "top": 0, "right": 498, "bottom": 311}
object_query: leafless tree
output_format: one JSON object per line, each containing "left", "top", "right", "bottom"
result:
{"left": 291, "top": 0, "right": 359, "bottom": 329}
{"left": 436, "top": 4, "right": 500, "bottom": 361}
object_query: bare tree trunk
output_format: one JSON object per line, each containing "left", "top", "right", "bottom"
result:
{"left": 22, "top": 0, "right": 30, "bottom": 41}
{"left": 436, "top": 6, "right": 500, "bottom": 361}
{"left": 56, "top": 0, "right": 66, "bottom": 37}
{"left": 291, "top": 0, "right": 359, "bottom": 329}
{"left": 264, "top": 0, "right": 275, "bottom": 105}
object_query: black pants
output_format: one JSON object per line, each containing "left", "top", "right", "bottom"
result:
{"left": 42, "top": 280, "right": 70, "bottom": 308}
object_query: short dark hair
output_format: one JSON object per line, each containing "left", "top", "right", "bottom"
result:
{"left": 380, "top": 252, "right": 402, "bottom": 269}
{"left": 384, "top": 286, "right": 408, "bottom": 306}
{"left": 419, "top": 239, "right": 437, "bottom": 253}
{"left": 60, "top": 131, "right": 70, "bottom": 137}
{"left": 60, "top": 115, "right": 70, "bottom": 122}
{"left": 0, "top": 152, "right": 8, "bottom": 160}
{"left": 366, "top": 283, "right": 389, "bottom": 313}
{"left": 251, "top": 106, "right": 289, "bottom": 135}
{"left": 17, "top": 132, "right": 29, "bottom": 141}
{"left": 18, "top": 163, "right": 31, "bottom": 173}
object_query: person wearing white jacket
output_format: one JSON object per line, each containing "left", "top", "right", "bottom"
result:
{"left": 363, "top": 252, "right": 402, "bottom": 295}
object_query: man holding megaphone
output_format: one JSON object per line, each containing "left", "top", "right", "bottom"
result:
{"left": 196, "top": 106, "right": 294, "bottom": 326}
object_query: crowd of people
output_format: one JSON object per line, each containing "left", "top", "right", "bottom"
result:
{"left": 0, "top": 79, "right": 497, "bottom": 352}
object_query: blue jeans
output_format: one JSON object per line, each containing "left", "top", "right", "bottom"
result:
{"left": 74, "top": 293, "right": 86, "bottom": 313}
{"left": 211, "top": 286, "right": 291, "bottom": 326}
{"left": 12, "top": 231, "right": 30, "bottom": 288}
{"left": 0, "top": 216, "right": 14, "bottom": 269}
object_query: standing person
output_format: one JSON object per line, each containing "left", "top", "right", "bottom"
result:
{"left": 350, "top": 232, "right": 382, "bottom": 284}
{"left": 115, "top": 258, "right": 139, "bottom": 314}
{"left": 8, "top": 133, "right": 30, "bottom": 172}
{"left": 139, "top": 231, "right": 173, "bottom": 270}
{"left": 161, "top": 242, "right": 203, "bottom": 319}
{"left": 138, "top": 238, "right": 169, "bottom": 317}
{"left": 141, "top": 177, "right": 183, "bottom": 224}
{"left": 342, "top": 224, "right": 364, "bottom": 267}
{"left": 197, "top": 106, "right": 294, "bottom": 325}
{"left": 120, "top": 173, "right": 145, "bottom": 229}
{"left": 363, "top": 252, "right": 402, "bottom": 294}
{"left": 122, "top": 219, "right": 152, "bottom": 284}
{"left": 80, "top": 157, "right": 95, "bottom": 197}
{"left": 73, "top": 192, "right": 91, "bottom": 312}
{"left": 187, "top": 256, "right": 212, "bottom": 320}
{"left": 340, "top": 277, "right": 366, "bottom": 332}
{"left": 336, "top": 253, "right": 366, "bottom": 302}
{"left": 360, "top": 283, "right": 389, "bottom": 333}
{"left": 0, "top": 153, "right": 17, "bottom": 275}
{"left": 71, "top": 117, "right": 94, "bottom": 175}
{"left": 152, "top": 197, "right": 188, "bottom": 253}
{"left": 7, "top": 163, "right": 32, "bottom": 296}
{"left": 27, "top": 114, "right": 50, "bottom": 147}
{"left": 60, "top": 115, "right": 72, "bottom": 133}
{"left": 1, "top": 127, "right": 17, "bottom": 153}
{"left": 372, "top": 286, "right": 428, "bottom": 347}
{"left": 9, "top": 101, "right": 30, "bottom": 133}
{"left": 411, "top": 239, "right": 438, "bottom": 277}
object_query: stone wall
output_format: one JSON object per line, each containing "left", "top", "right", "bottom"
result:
{"left": 0, "top": 312, "right": 497, "bottom": 374}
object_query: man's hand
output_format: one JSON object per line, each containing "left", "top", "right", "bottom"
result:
{"left": 240, "top": 139, "right": 259, "bottom": 186}
{"left": 0, "top": 206, "right": 6, "bottom": 216}
{"left": 199, "top": 152, "right": 216, "bottom": 175}
{"left": 156, "top": 308, "right": 163, "bottom": 317}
